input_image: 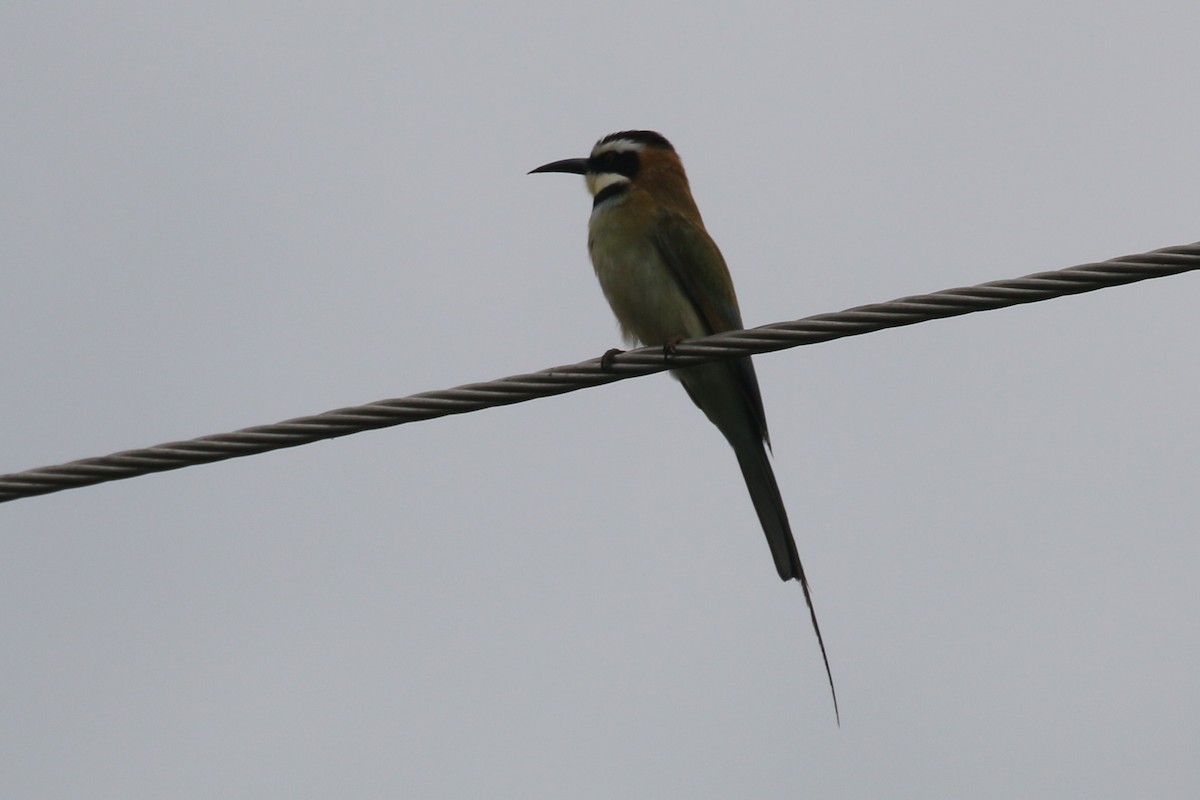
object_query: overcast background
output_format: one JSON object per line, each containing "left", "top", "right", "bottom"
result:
{"left": 3, "top": 3, "right": 1198, "bottom": 798}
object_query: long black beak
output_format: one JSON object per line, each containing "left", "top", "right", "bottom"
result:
{"left": 528, "top": 157, "right": 588, "bottom": 175}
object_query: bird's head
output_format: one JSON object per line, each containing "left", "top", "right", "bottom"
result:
{"left": 530, "top": 130, "right": 694, "bottom": 210}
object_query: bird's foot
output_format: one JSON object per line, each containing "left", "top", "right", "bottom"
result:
{"left": 600, "top": 348, "right": 625, "bottom": 371}
{"left": 662, "top": 335, "right": 684, "bottom": 361}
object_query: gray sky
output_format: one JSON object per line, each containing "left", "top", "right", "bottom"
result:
{"left": 3, "top": 2, "right": 1198, "bottom": 797}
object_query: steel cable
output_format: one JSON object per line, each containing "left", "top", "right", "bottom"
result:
{"left": 1, "top": 241, "right": 1195, "bottom": 503}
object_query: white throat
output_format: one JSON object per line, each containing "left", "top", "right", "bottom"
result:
{"left": 588, "top": 171, "right": 630, "bottom": 196}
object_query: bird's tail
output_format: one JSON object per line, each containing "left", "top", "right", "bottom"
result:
{"left": 675, "top": 360, "right": 839, "bottom": 721}
{"left": 734, "top": 439, "right": 840, "bottom": 724}
{"left": 733, "top": 438, "right": 800, "bottom": 582}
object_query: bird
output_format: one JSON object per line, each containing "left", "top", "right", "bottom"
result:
{"left": 530, "top": 131, "right": 837, "bottom": 720}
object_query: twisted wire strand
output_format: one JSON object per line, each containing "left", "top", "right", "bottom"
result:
{"left": 2, "top": 241, "right": 1196, "bottom": 504}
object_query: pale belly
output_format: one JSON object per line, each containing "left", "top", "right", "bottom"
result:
{"left": 587, "top": 225, "right": 706, "bottom": 347}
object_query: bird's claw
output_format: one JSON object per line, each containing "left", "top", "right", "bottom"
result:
{"left": 600, "top": 348, "right": 625, "bottom": 371}
{"left": 662, "top": 335, "right": 684, "bottom": 361}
